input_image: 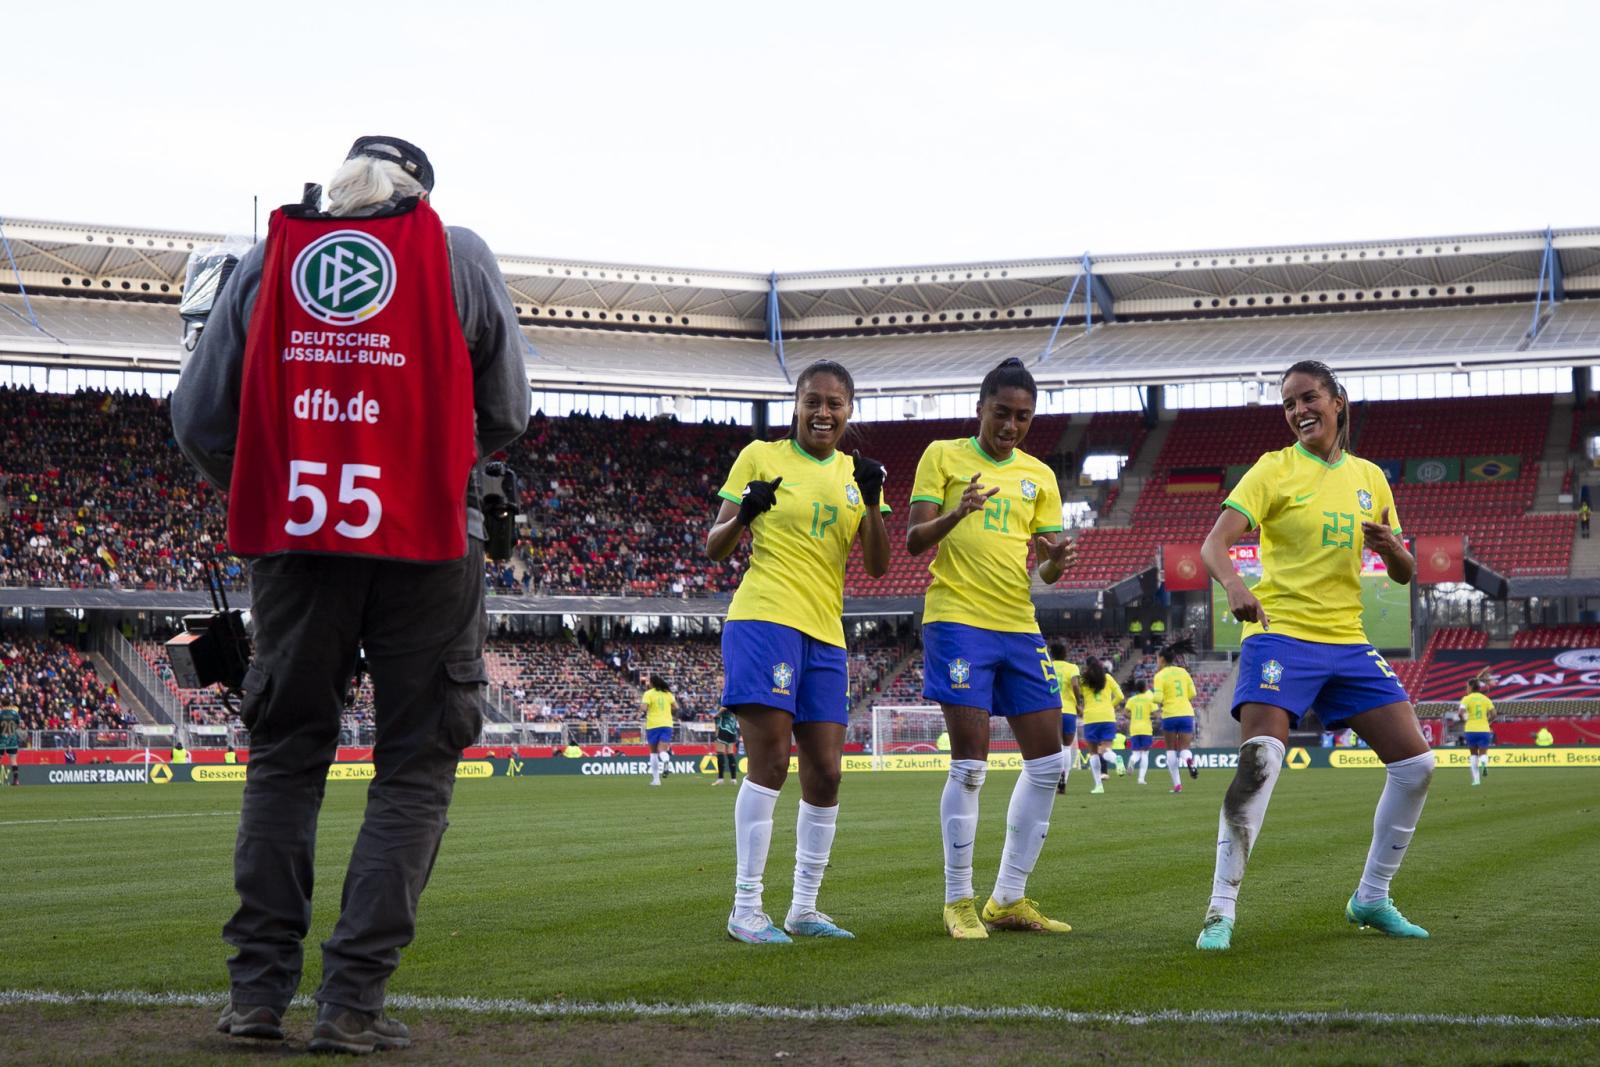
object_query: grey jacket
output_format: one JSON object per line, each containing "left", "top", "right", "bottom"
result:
{"left": 170, "top": 207, "right": 530, "bottom": 543}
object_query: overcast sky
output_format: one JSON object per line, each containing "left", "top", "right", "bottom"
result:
{"left": 6, "top": 0, "right": 1595, "bottom": 273}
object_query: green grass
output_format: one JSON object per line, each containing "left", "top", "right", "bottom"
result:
{"left": 3, "top": 766, "right": 1598, "bottom": 1061}
{"left": 1212, "top": 573, "right": 1412, "bottom": 651}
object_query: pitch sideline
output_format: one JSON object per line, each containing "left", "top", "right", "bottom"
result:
{"left": 2, "top": 989, "right": 1596, "bottom": 1030}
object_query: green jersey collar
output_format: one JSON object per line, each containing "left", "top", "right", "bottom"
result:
{"left": 1294, "top": 441, "right": 1346, "bottom": 470}
{"left": 790, "top": 438, "right": 837, "bottom": 465}
{"left": 969, "top": 436, "right": 1016, "bottom": 466}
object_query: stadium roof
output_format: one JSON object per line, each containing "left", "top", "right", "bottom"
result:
{"left": 3, "top": 215, "right": 1598, "bottom": 398}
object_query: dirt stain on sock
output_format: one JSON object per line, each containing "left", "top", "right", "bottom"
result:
{"left": 1221, "top": 742, "right": 1274, "bottom": 858}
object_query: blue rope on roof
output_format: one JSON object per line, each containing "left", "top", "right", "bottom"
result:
{"left": 766, "top": 271, "right": 790, "bottom": 383}
{"left": 0, "top": 216, "right": 44, "bottom": 333}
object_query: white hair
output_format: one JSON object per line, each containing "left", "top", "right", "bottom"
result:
{"left": 325, "top": 155, "right": 428, "bottom": 217}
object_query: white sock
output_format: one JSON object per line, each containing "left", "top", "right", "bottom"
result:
{"left": 941, "top": 759, "right": 987, "bottom": 903}
{"left": 1469, "top": 754, "right": 1481, "bottom": 784}
{"left": 649, "top": 751, "right": 661, "bottom": 781}
{"left": 1168, "top": 752, "right": 1182, "bottom": 787}
{"left": 790, "top": 800, "right": 838, "bottom": 917}
{"left": 1207, "top": 736, "right": 1285, "bottom": 921}
{"left": 733, "top": 779, "right": 781, "bottom": 917}
{"left": 1061, "top": 749, "right": 1073, "bottom": 786}
{"left": 1136, "top": 751, "right": 1148, "bottom": 782}
{"left": 1091, "top": 754, "right": 1105, "bottom": 781}
{"left": 993, "top": 751, "right": 1064, "bottom": 906}
{"left": 1356, "top": 750, "right": 1435, "bottom": 904}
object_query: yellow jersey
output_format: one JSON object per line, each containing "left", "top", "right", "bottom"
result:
{"left": 1052, "top": 659, "right": 1082, "bottom": 711}
{"left": 911, "top": 438, "right": 1064, "bottom": 633}
{"left": 1460, "top": 692, "right": 1494, "bottom": 733}
{"left": 1125, "top": 691, "right": 1157, "bottom": 735}
{"left": 719, "top": 438, "right": 891, "bottom": 647}
{"left": 1223, "top": 444, "right": 1400, "bottom": 646}
{"left": 1081, "top": 676, "right": 1124, "bottom": 724}
{"left": 642, "top": 689, "right": 675, "bottom": 730}
{"left": 1152, "top": 665, "right": 1196, "bottom": 717}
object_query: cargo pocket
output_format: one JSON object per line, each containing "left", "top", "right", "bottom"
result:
{"left": 442, "top": 658, "right": 487, "bottom": 750}
{"left": 238, "top": 663, "right": 272, "bottom": 736}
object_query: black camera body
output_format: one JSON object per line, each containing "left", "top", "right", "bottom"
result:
{"left": 166, "top": 609, "right": 251, "bottom": 690}
{"left": 481, "top": 461, "right": 521, "bottom": 562}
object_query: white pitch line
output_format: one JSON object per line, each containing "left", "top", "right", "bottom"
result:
{"left": 1, "top": 990, "right": 1595, "bottom": 1030}
{"left": 0, "top": 811, "right": 235, "bottom": 828}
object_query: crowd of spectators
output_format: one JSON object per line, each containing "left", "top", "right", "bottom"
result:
{"left": 1, "top": 630, "right": 130, "bottom": 738}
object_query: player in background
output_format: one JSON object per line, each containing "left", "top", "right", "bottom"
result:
{"left": 1196, "top": 359, "right": 1430, "bottom": 951}
{"left": 1049, "top": 641, "right": 1084, "bottom": 794}
{"left": 713, "top": 705, "right": 741, "bottom": 785}
{"left": 642, "top": 675, "right": 675, "bottom": 786}
{"left": 0, "top": 702, "right": 20, "bottom": 785}
{"left": 707, "top": 359, "right": 890, "bottom": 944}
{"left": 1124, "top": 681, "right": 1157, "bottom": 785}
{"left": 1153, "top": 638, "right": 1201, "bottom": 792}
{"left": 1079, "top": 656, "right": 1124, "bottom": 795}
{"left": 1460, "top": 668, "right": 1495, "bottom": 786}
{"left": 907, "top": 358, "right": 1077, "bottom": 939}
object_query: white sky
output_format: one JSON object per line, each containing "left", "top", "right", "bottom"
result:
{"left": 6, "top": 0, "right": 1596, "bottom": 273}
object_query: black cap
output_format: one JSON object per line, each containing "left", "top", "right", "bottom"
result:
{"left": 346, "top": 135, "right": 435, "bottom": 192}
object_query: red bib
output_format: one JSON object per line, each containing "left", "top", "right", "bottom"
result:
{"left": 228, "top": 199, "right": 476, "bottom": 562}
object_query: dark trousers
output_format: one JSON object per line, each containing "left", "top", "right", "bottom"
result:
{"left": 223, "top": 541, "right": 487, "bottom": 1014}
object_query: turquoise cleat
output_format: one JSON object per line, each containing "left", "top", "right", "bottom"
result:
{"left": 785, "top": 910, "right": 855, "bottom": 939}
{"left": 727, "top": 911, "right": 793, "bottom": 944}
{"left": 1196, "top": 914, "right": 1234, "bottom": 950}
{"left": 1346, "top": 894, "right": 1429, "bottom": 938}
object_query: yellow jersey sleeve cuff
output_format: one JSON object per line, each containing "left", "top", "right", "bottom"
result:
{"left": 909, "top": 494, "right": 945, "bottom": 504}
{"left": 1222, "top": 500, "right": 1257, "bottom": 529}
{"left": 717, "top": 490, "right": 742, "bottom": 505}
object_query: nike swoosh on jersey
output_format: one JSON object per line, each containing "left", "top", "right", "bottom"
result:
{"left": 1294, "top": 491, "right": 1316, "bottom": 503}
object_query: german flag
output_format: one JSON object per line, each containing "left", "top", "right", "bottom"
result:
{"left": 1166, "top": 467, "right": 1223, "bottom": 494}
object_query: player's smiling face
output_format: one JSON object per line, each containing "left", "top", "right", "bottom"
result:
{"left": 794, "top": 372, "right": 852, "bottom": 458}
{"left": 977, "top": 386, "right": 1034, "bottom": 460}
{"left": 1281, "top": 371, "right": 1342, "bottom": 457}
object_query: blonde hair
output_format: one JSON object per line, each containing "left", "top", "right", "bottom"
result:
{"left": 325, "top": 155, "right": 427, "bottom": 217}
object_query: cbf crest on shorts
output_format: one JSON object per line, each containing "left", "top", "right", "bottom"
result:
{"left": 1356, "top": 489, "right": 1373, "bottom": 511}
{"left": 1020, "top": 478, "right": 1038, "bottom": 501}
{"left": 948, "top": 658, "right": 972, "bottom": 689}
{"left": 1260, "top": 659, "right": 1284, "bottom": 691}
{"left": 771, "top": 662, "right": 794, "bottom": 694}
{"left": 845, "top": 484, "right": 861, "bottom": 506}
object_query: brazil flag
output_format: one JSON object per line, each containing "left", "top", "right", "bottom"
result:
{"left": 1465, "top": 454, "right": 1521, "bottom": 481}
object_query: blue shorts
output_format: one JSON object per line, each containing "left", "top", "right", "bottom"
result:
{"left": 721, "top": 620, "right": 849, "bottom": 725}
{"left": 1128, "top": 734, "right": 1153, "bottom": 750}
{"left": 922, "top": 622, "right": 1059, "bottom": 718}
{"left": 1060, "top": 713, "right": 1078, "bottom": 736}
{"left": 1161, "top": 715, "right": 1195, "bottom": 734}
{"left": 645, "top": 726, "right": 673, "bottom": 746}
{"left": 1233, "top": 634, "right": 1410, "bottom": 728}
{"left": 1082, "top": 721, "right": 1116, "bottom": 744}
{"left": 1464, "top": 731, "right": 1494, "bottom": 748}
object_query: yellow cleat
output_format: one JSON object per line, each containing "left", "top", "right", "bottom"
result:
{"left": 981, "top": 896, "right": 1072, "bottom": 933}
{"left": 943, "top": 897, "right": 990, "bottom": 940}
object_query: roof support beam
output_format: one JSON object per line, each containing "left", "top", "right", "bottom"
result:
{"left": 1528, "top": 227, "right": 1564, "bottom": 341}
{"left": 766, "top": 271, "right": 791, "bottom": 383}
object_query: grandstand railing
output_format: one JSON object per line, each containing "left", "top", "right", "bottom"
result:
{"left": 92, "top": 627, "right": 181, "bottom": 725}
{"left": 1414, "top": 700, "right": 1600, "bottom": 719}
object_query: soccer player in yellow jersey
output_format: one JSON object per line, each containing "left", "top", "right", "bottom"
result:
{"left": 1196, "top": 360, "right": 1431, "bottom": 952}
{"left": 1152, "top": 638, "right": 1200, "bottom": 792}
{"left": 1460, "top": 670, "right": 1495, "bottom": 786}
{"left": 1078, "top": 658, "right": 1123, "bottom": 795}
{"left": 1124, "top": 681, "right": 1158, "bottom": 785}
{"left": 907, "top": 358, "right": 1077, "bottom": 939}
{"left": 706, "top": 360, "right": 890, "bottom": 944}
{"left": 1049, "top": 642, "right": 1084, "bottom": 794}
{"left": 641, "top": 675, "right": 675, "bottom": 786}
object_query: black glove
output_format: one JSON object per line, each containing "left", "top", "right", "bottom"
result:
{"left": 736, "top": 476, "right": 783, "bottom": 526}
{"left": 852, "top": 451, "right": 886, "bottom": 509}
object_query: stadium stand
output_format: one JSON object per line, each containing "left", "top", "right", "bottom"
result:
{"left": 1512, "top": 624, "right": 1600, "bottom": 648}
{"left": 0, "top": 629, "right": 129, "bottom": 736}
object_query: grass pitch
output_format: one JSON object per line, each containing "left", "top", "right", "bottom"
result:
{"left": 3, "top": 764, "right": 1598, "bottom": 1064}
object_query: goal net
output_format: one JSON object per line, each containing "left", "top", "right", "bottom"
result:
{"left": 864, "top": 704, "right": 1021, "bottom": 770}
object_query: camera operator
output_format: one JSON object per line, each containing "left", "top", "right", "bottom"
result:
{"left": 171, "top": 136, "right": 529, "bottom": 1053}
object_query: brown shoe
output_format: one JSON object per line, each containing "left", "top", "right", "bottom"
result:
{"left": 308, "top": 1005, "right": 412, "bottom": 1055}
{"left": 216, "top": 1001, "right": 284, "bottom": 1041}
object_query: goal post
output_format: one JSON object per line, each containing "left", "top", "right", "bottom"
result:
{"left": 865, "top": 704, "right": 1020, "bottom": 771}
